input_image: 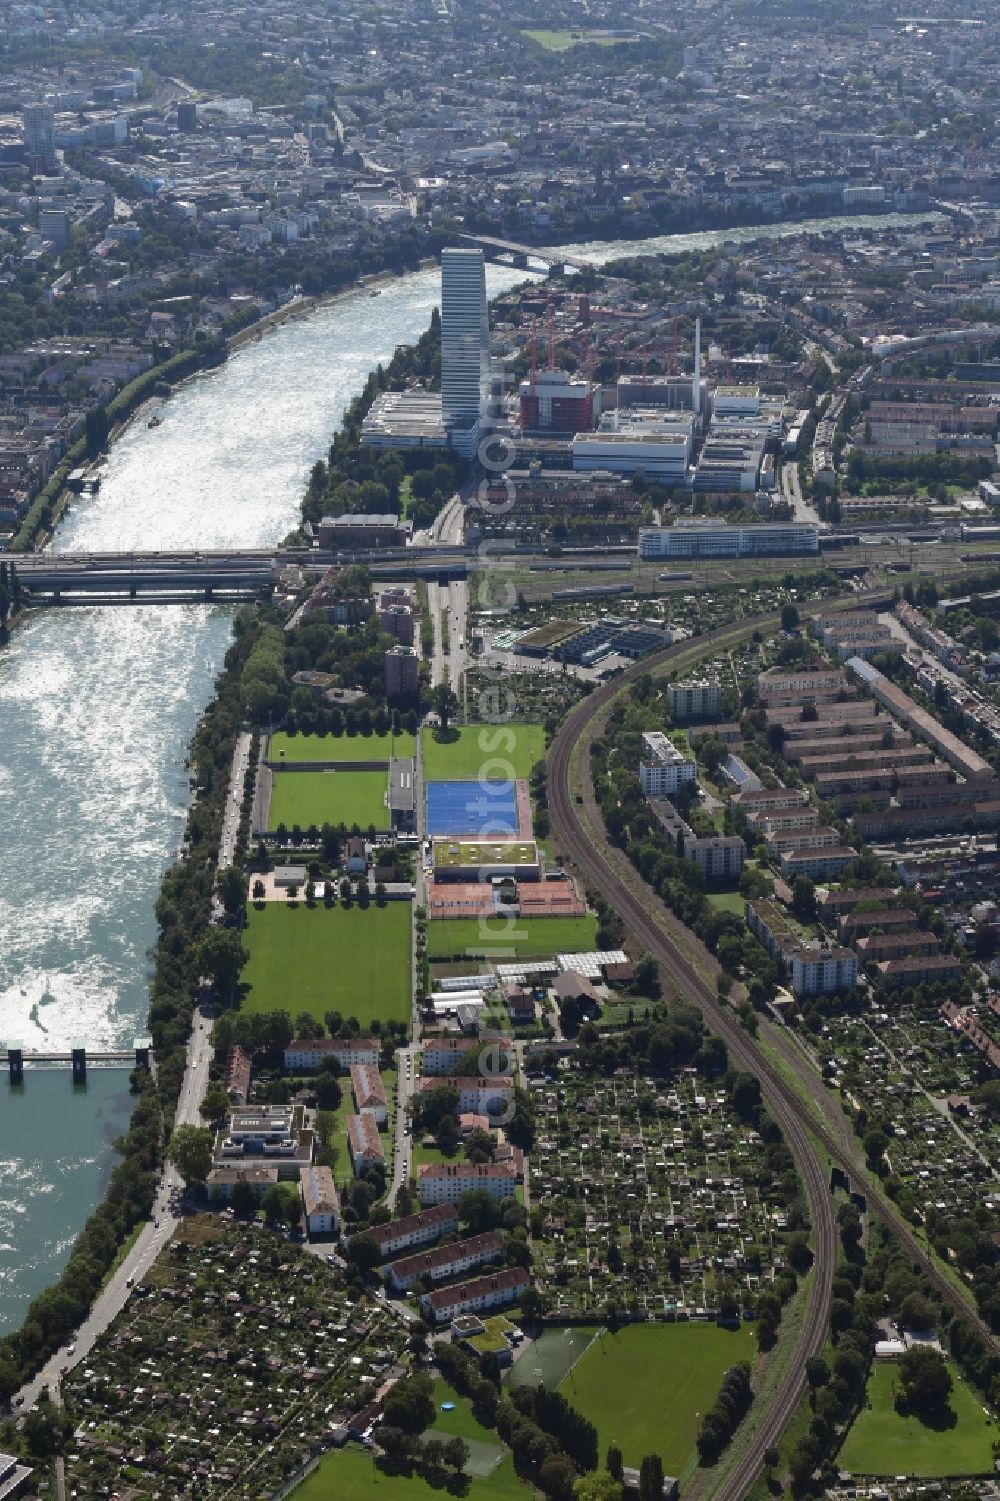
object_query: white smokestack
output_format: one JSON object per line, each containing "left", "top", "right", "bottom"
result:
{"left": 693, "top": 317, "right": 701, "bottom": 416}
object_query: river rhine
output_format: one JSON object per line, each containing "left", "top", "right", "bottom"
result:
{"left": 0, "top": 210, "right": 940, "bottom": 1331}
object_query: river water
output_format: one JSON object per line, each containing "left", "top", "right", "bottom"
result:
{"left": 0, "top": 210, "right": 941, "bottom": 1330}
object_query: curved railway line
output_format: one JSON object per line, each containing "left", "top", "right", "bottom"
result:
{"left": 546, "top": 610, "right": 1000, "bottom": 1498}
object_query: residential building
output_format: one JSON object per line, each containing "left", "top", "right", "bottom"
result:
{"left": 685, "top": 834, "right": 745, "bottom": 881}
{"left": 638, "top": 521, "right": 818, "bottom": 560}
{"left": 788, "top": 947, "right": 858, "bottom": 997}
{"left": 348, "top": 1204, "right": 458, "bottom": 1260}
{"left": 215, "top": 1105, "right": 312, "bottom": 1170}
{"left": 351, "top": 1062, "right": 388, "bottom": 1124}
{"left": 639, "top": 730, "right": 697, "bottom": 796}
{"left": 848, "top": 657, "right": 996, "bottom": 783}
{"left": 418, "top": 1160, "right": 518, "bottom": 1205}
{"left": 421, "top": 1267, "right": 530, "bottom": 1324}
{"left": 385, "top": 644, "right": 420, "bottom": 700}
{"left": 668, "top": 678, "right": 721, "bottom": 721}
{"left": 422, "top": 1036, "right": 511, "bottom": 1074}
{"left": 284, "top": 1037, "right": 379, "bottom": 1071}
{"left": 224, "top": 1046, "right": 252, "bottom": 1105}
{"left": 441, "top": 247, "right": 488, "bottom": 456}
{"left": 347, "top": 1112, "right": 385, "bottom": 1173}
{"left": 418, "top": 1074, "right": 514, "bottom": 1115}
{"left": 875, "top": 954, "right": 963, "bottom": 988}
{"left": 385, "top": 1230, "right": 503, "bottom": 1292}
{"left": 300, "top": 1164, "right": 340, "bottom": 1234}
{"left": 779, "top": 846, "right": 858, "bottom": 880}
{"left": 206, "top": 1165, "right": 278, "bottom": 1201}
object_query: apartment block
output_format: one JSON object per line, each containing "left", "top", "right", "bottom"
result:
{"left": 418, "top": 1161, "right": 518, "bottom": 1206}
{"left": 639, "top": 731, "right": 697, "bottom": 797}
{"left": 347, "top": 1204, "right": 458, "bottom": 1260}
{"left": 385, "top": 1230, "right": 503, "bottom": 1292}
{"left": 421, "top": 1267, "right": 530, "bottom": 1325}
{"left": 284, "top": 1037, "right": 380, "bottom": 1071}
{"left": 347, "top": 1112, "right": 385, "bottom": 1174}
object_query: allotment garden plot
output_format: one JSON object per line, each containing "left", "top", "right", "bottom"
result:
{"left": 814, "top": 1002, "right": 1000, "bottom": 1225}
{"left": 241, "top": 901, "right": 412, "bottom": 1029}
{"left": 62, "top": 1216, "right": 406, "bottom": 1500}
{"left": 530, "top": 1072, "right": 787, "bottom": 1319}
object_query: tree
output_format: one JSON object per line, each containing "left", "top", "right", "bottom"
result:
{"left": 167, "top": 1124, "right": 213, "bottom": 1184}
{"left": 432, "top": 681, "right": 459, "bottom": 730}
{"left": 781, "top": 603, "right": 800, "bottom": 631}
{"left": 638, "top": 1454, "right": 664, "bottom": 1501}
{"left": 196, "top": 926, "right": 246, "bottom": 996}
{"left": 382, "top": 1372, "right": 436, "bottom": 1435}
{"left": 200, "top": 1082, "right": 230, "bottom": 1124}
{"left": 252, "top": 878, "right": 266, "bottom": 902}
{"left": 898, "top": 1291, "right": 937, "bottom": 1332}
{"left": 633, "top": 952, "right": 660, "bottom": 998}
{"left": 791, "top": 876, "right": 816, "bottom": 921}
{"left": 216, "top": 865, "right": 246, "bottom": 918}
{"left": 806, "top": 1355, "right": 830, "bottom": 1389}
{"left": 607, "top": 1446, "right": 624, "bottom": 1482}
{"left": 575, "top": 1474, "right": 623, "bottom": 1501}
{"left": 539, "top": 1454, "right": 578, "bottom": 1501}
{"left": 443, "top": 1437, "right": 469, "bottom": 1474}
{"left": 345, "top": 1231, "right": 382, "bottom": 1273}
{"left": 896, "top": 1346, "right": 952, "bottom": 1417}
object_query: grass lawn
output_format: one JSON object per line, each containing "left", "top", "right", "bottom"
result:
{"left": 268, "top": 769, "right": 388, "bottom": 830}
{"left": 522, "top": 27, "right": 625, "bottom": 48}
{"left": 241, "top": 902, "right": 411, "bottom": 1029}
{"left": 269, "top": 729, "right": 416, "bottom": 764}
{"left": 421, "top": 723, "right": 546, "bottom": 781}
{"left": 293, "top": 1445, "right": 517, "bottom": 1501}
{"left": 558, "top": 1323, "right": 756, "bottom": 1473}
{"left": 839, "top": 1361, "right": 997, "bottom": 1477}
{"left": 705, "top": 890, "right": 746, "bottom": 917}
{"left": 426, "top": 914, "right": 598, "bottom": 960}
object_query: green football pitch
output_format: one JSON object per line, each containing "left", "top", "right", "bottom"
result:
{"left": 421, "top": 723, "right": 546, "bottom": 781}
{"left": 241, "top": 902, "right": 411, "bottom": 1029}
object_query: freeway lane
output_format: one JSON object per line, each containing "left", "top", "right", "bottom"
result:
{"left": 547, "top": 610, "right": 999, "bottom": 1498}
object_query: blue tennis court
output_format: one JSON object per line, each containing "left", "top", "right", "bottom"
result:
{"left": 426, "top": 778, "right": 519, "bottom": 837}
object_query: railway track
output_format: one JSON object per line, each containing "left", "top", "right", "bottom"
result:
{"left": 546, "top": 612, "right": 1000, "bottom": 1498}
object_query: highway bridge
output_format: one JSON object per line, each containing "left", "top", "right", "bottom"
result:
{"left": 454, "top": 232, "right": 592, "bottom": 275}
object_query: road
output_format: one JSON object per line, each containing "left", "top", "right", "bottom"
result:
{"left": 388, "top": 1044, "right": 417, "bottom": 1203}
{"left": 218, "top": 729, "right": 252, "bottom": 870}
{"left": 425, "top": 576, "right": 468, "bottom": 689}
{"left": 546, "top": 610, "right": 999, "bottom": 1497}
{"left": 779, "top": 453, "right": 817, "bottom": 526}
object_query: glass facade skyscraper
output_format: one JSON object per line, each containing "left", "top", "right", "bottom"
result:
{"left": 440, "top": 248, "right": 488, "bottom": 456}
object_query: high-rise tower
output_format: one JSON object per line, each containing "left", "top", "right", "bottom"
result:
{"left": 23, "top": 104, "right": 57, "bottom": 172}
{"left": 441, "top": 248, "right": 488, "bottom": 456}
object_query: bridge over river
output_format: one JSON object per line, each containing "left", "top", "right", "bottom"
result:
{"left": 12, "top": 545, "right": 476, "bottom": 602}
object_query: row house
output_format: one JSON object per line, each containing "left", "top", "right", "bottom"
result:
{"left": 422, "top": 1267, "right": 530, "bottom": 1325}
{"left": 875, "top": 954, "right": 963, "bottom": 989}
{"left": 347, "top": 1112, "right": 385, "bottom": 1174}
{"left": 346, "top": 1204, "right": 458, "bottom": 1260}
{"left": 351, "top": 1062, "right": 388, "bottom": 1124}
{"left": 385, "top": 1230, "right": 503, "bottom": 1292}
